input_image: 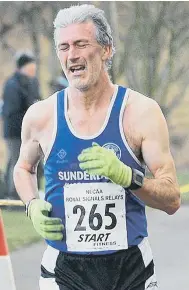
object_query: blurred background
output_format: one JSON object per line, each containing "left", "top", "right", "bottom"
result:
{"left": 0, "top": 2, "right": 189, "bottom": 290}
{"left": 0, "top": 1, "right": 189, "bottom": 175}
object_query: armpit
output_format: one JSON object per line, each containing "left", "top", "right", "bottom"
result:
{"left": 125, "top": 133, "right": 143, "bottom": 163}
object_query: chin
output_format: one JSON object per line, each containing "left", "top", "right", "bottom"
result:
{"left": 71, "top": 81, "right": 90, "bottom": 91}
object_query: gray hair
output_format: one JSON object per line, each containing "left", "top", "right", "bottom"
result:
{"left": 53, "top": 4, "right": 116, "bottom": 70}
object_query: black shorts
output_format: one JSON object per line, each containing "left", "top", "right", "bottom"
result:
{"left": 40, "top": 238, "right": 158, "bottom": 290}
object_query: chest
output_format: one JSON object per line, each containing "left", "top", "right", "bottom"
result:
{"left": 39, "top": 107, "right": 143, "bottom": 162}
{"left": 67, "top": 108, "right": 109, "bottom": 136}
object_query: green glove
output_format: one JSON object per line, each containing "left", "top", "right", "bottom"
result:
{"left": 78, "top": 142, "right": 132, "bottom": 188}
{"left": 28, "top": 199, "right": 63, "bottom": 241}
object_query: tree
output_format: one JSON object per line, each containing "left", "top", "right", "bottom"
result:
{"left": 99, "top": 1, "right": 189, "bottom": 152}
{"left": 0, "top": 2, "right": 73, "bottom": 82}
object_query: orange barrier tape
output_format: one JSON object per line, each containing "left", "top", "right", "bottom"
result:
{"left": 0, "top": 210, "right": 9, "bottom": 256}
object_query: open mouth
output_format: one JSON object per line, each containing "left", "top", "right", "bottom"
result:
{"left": 70, "top": 65, "right": 86, "bottom": 73}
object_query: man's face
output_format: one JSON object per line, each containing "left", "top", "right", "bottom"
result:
{"left": 56, "top": 22, "right": 110, "bottom": 91}
{"left": 21, "top": 62, "right": 37, "bottom": 78}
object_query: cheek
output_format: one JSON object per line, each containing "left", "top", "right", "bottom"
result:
{"left": 88, "top": 51, "right": 102, "bottom": 71}
{"left": 58, "top": 51, "right": 66, "bottom": 65}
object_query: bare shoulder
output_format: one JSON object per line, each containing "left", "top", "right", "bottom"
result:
{"left": 127, "top": 89, "right": 170, "bottom": 156}
{"left": 128, "top": 89, "right": 161, "bottom": 114}
{"left": 23, "top": 93, "right": 56, "bottom": 127}
{"left": 22, "top": 93, "right": 57, "bottom": 141}
{"left": 122, "top": 89, "right": 168, "bottom": 161}
{"left": 127, "top": 89, "right": 166, "bottom": 130}
{"left": 24, "top": 94, "right": 55, "bottom": 123}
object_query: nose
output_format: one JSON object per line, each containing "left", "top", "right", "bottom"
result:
{"left": 67, "top": 45, "right": 80, "bottom": 62}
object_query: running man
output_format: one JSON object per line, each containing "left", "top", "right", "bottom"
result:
{"left": 14, "top": 4, "right": 180, "bottom": 290}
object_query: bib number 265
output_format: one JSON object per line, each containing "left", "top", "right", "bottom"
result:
{"left": 73, "top": 203, "right": 117, "bottom": 231}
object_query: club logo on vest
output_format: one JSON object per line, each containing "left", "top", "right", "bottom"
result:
{"left": 57, "top": 149, "right": 67, "bottom": 159}
{"left": 102, "top": 143, "right": 121, "bottom": 160}
{"left": 57, "top": 149, "right": 68, "bottom": 163}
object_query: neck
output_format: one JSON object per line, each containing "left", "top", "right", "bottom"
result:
{"left": 67, "top": 73, "right": 115, "bottom": 112}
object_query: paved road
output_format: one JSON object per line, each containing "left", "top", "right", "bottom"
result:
{"left": 10, "top": 205, "right": 189, "bottom": 290}
{"left": 147, "top": 205, "right": 189, "bottom": 290}
{"left": 11, "top": 241, "right": 44, "bottom": 290}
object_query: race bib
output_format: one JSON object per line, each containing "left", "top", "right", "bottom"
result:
{"left": 64, "top": 182, "right": 128, "bottom": 252}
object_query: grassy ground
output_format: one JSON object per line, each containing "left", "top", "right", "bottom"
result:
{"left": 1, "top": 208, "right": 42, "bottom": 252}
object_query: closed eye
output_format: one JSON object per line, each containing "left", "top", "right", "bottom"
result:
{"left": 75, "top": 42, "right": 89, "bottom": 49}
{"left": 59, "top": 44, "right": 69, "bottom": 52}
{"left": 58, "top": 41, "right": 90, "bottom": 52}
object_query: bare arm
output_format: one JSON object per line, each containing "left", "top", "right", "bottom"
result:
{"left": 132, "top": 97, "right": 180, "bottom": 215}
{"left": 13, "top": 104, "right": 42, "bottom": 204}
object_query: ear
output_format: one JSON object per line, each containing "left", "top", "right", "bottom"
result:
{"left": 101, "top": 45, "right": 112, "bottom": 62}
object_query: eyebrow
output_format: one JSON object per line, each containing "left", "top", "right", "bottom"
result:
{"left": 58, "top": 39, "right": 89, "bottom": 48}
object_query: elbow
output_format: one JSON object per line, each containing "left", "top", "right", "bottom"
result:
{"left": 166, "top": 201, "right": 180, "bottom": 215}
{"left": 165, "top": 189, "right": 181, "bottom": 215}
